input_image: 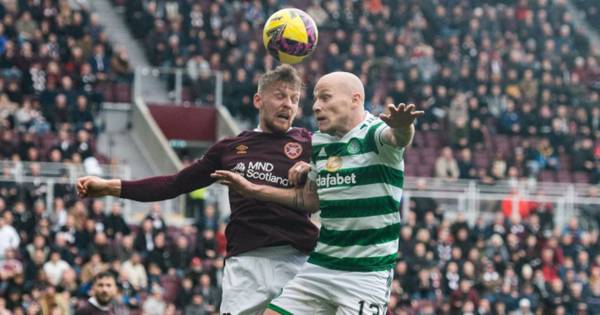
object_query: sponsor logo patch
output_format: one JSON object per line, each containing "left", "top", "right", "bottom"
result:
{"left": 284, "top": 142, "right": 303, "bottom": 159}
{"left": 325, "top": 156, "right": 342, "bottom": 172}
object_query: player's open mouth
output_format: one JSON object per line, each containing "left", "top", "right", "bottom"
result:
{"left": 276, "top": 113, "right": 290, "bottom": 120}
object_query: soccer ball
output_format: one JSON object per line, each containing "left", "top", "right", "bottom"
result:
{"left": 262, "top": 8, "right": 318, "bottom": 64}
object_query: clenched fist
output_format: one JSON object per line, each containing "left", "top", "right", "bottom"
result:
{"left": 76, "top": 176, "right": 121, "bottom": 198}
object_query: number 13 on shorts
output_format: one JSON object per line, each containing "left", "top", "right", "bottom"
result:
{"left": 357, "top": 300, "right": 386, "bottom": 315}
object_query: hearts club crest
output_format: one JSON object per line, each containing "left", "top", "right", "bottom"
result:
{"left": 284, "top": 142, "right": 303, "bottom": 159}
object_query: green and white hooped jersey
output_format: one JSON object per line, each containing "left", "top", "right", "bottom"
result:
{"left": 307, "top": 112, "right": 404, "bottom": 272}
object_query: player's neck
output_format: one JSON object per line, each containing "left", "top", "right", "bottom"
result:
{"left": 334, "top": 111, "right": 367, "bottom": 138}
{"left": 254, "top": 124, "right": 291, "bottom": 134}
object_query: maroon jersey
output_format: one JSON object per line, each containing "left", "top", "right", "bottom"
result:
{"left": 75, "top": 298, "right": 126, "bottom": 315}
{"left": 121, "top": 128, "right": 318, "bottom": 257}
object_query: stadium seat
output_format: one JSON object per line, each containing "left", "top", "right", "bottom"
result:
{"left": 556, "top": 170, "right": 573, "bottom": 183}
{"left": 405, "top": 149, "right": 420, "bottom": 164}
{"left": 573, "top": 172, "right": 590, "bottom": 183}
{"left": 538, "top": 170, "right": 556, "bottom": 182}
{"left": 160, "top": 275, "right": 181, "bottom": 304}
{"left": 114, "top": 83, "right": 132, "bottom": 103}
{"left": 97, "top": 81, "right": 114, "bottom": 103}
{"left": 473, "top": 152, "right": 490, "bottom": 169}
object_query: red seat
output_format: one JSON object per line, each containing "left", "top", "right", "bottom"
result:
{"left": 417, "top": 166, "right": 433, "bottom": 177}
{"left": 405, "top": 167, "right": 417, "bottom": 176}
{"left": 405, "top": 149, "right": 420, "bottom": 163}
{"left": 573, "top": 172, "right": 590, "bottom": 183}
{"left": 160, "top": 276, "right": 180, "bottom": 304}
{"left": 538, "top": 170, "right": 556, "bottom": 182}
{"left": 412, "top": 133, "right": 425, "bottom": 147}
{"left": 558, "top": 156, "right": 571, "bottom": 170}
{"left": 473, "top": 152, "right": 489, "bottom": 169}
{"left": 97, "top": 82, "right": 113, "bottom": 102}
{"left": 556, "top": 170, "right": 572, "bottom": 183}
{"left": 419, "top": 147, "right": 438, "bottom": 160}
{"left": 114, "top": 83, "right": 132, "bottom": 103}
{"left": 425, "top": 132, "right": 443, "bottom": 148}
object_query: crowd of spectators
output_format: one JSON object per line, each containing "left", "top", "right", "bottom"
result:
{"left": 0, "top": 188, "right": 227, "bottom": 314}
{"left": 2, "top": 177, "right": 600, "bottom": 314}
{"left": 0, "top": 0, "right": 598, "bottom": 314}
{"left": 572, "top": 0, "right": 600, "bottom": 30}
{"left": 0, "top": 0, "right": 132, "bottom": 169}
{"left": 392, "top": 190, "right": 600, "bottom": 315}
{"left": 119, "top": 0, "right": 599, "bottom": 184}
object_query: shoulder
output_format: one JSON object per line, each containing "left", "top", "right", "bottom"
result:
{"left": 311, "top": 131, "right": 333, "bottom": 145}
{"left": 287, "top": 127, "right": 312, "bottom": 143}
{"left": 206, "top": 131, "right": 254, "bottom": 155}
{"left": 213, "top": 132, "right": 249, "bottom": 147}
{"left": 74, "top": 302, "right": 95, "bottom": 315}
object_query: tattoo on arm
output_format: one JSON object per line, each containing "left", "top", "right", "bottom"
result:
{"left": 308, "top": 179, "right": 317, "bottom": 194}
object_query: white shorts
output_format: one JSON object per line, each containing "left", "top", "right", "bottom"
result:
{"left": 267, "top": 262, "right": 393, "bottom": 315}
{"left": 220, "top": 246, "right": 308, "bottom": 315}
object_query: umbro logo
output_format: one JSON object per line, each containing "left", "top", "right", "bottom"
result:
{"left": 236, "top": 144, "right": 248, "bottom": 154}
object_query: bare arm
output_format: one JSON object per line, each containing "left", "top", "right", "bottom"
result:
{"left": 77, "top": 176, "right": 122, "bottom": 198}
{"left": 211, "top": 170, "right": 320, "bottom": 213}
{"left": 379, "top": 103, "right": 423, "bottom": 148}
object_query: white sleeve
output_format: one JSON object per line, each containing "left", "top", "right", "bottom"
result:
{"left": 307, "top": 161, "right": 318, "bottom": 182}
{"left": 373, "top": 124, "right": 405, "bottom": 162}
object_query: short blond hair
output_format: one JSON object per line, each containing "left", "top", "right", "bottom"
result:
{"left": 257, "top": 64, "right": 303, "bottom": 94}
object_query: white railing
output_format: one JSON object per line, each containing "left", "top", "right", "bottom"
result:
{"left": 401, "top": 177, "right": 600, "bottom": 227}
{"left": 133, "top": 66, "right": 224, "bottom": 106}
{"left": 0, "top": 160, "right": 132, "bottom": 218}
{"left": 0, "top": 160, "right": 130, "bottom": 182}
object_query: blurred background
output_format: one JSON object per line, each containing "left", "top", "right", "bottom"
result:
{"left": 0, "top": 0, "right": 599, "bottom": 314}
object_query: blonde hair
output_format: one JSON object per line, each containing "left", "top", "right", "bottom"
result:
{"left": 257, "top": 64, "right": 303, "bottom": 94}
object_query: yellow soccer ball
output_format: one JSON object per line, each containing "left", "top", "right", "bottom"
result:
{"left": 263, "top": 8, "right": 319, "bottom": 64}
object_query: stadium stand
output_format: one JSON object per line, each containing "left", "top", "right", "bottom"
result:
{"left": 573, "top": 0, "right": 600, "bottom": 31}
{"left": 0, "top": 0, "right": 133, "bottom": 166}
{"left": 120, "top": 0, "right": 599, "bottom": 185}
{"left": 0, "top": 0, "right": 598, "bottom": 314}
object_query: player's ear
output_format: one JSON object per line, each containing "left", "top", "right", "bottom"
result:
{"left": 253, "top": 93, "right": 262, "bottom": 110}
{"left": 350, "top": 91, "right": 362, "bottom": 109}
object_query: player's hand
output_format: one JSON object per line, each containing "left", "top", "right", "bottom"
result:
{"left": 77, "top": 176, "right": 110, "bottom": 198}
{"left": 379, "top": 103, "right": 424, "bottom": 128}
{"left": 288, "top": 161, "right": 311, "bottom": 187}
{"left": 211, "top": 170, "right": 256, "bottom": 197}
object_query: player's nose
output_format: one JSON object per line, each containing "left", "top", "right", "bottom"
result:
{"left": 282, "top": 96, "right": 293, "bottom": 108}
{"left": 312, "top": 101, "right": 321, "bottom": 113}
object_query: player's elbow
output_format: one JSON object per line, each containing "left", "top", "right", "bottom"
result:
{"left": 306, "top": 202, "right": 319, "bottom": 213}
{"left": 305, "top": 196, "right": 320, "bottom": 213}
